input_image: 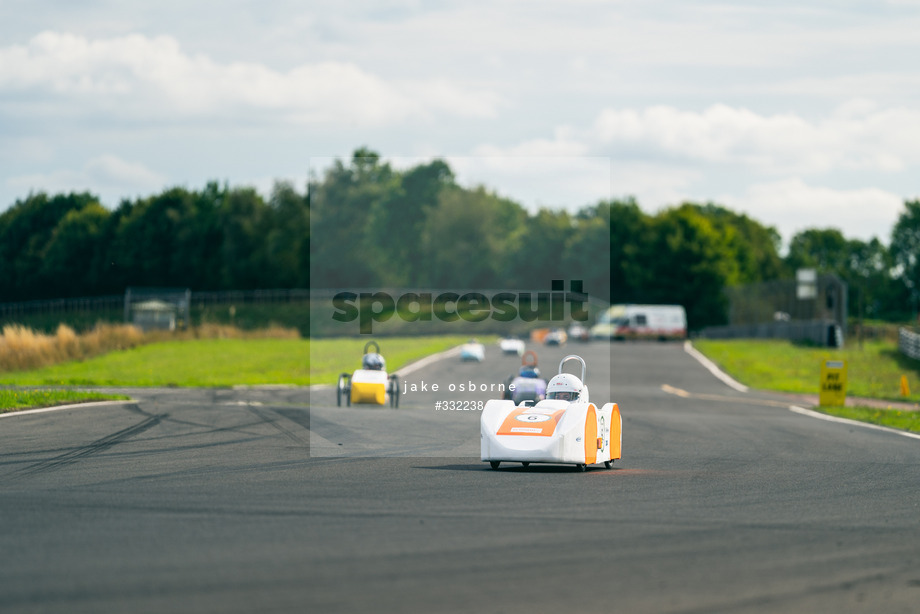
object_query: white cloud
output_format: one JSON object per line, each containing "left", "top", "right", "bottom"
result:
{"left": 6, "top": 154, "right": 166, "bottom": 200}
{"left": 0, "top": 31, "right": 502, "bottom": 127}
{"left": 444, "top": 153, "right": 611, "bottom": 212}
{"left": 608, "top": 163, "right": 702, "bottom": 210}
{"left": 721, "top": 178, "right": 905, "bottom": 243}
{"left": 472, "top": 128, "right": 590, "bottom": 159}
{"left": 84, "top": 154, "right": 166, "bottom": 188}
{"left": 467, "top": 101, "right": 917, "bottom": 233}
{"left": 1, "top": 4, "right": 918, "bottom": 242}
{"left": 593, "top": 102, "right": 920, "bottom": 174}
{"left": 754, "top": 73, "right": 920, "bottom": 104}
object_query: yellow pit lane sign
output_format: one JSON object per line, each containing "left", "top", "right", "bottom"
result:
{"left": 819, "top": 360, "right": 848, "bottom": 407}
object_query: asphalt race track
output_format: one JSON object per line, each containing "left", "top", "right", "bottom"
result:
{"left": 2, "top": 341, "right": 920, "bottom": 613}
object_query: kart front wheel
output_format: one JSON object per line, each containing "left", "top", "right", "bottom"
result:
{"left": 576, "top": 463, "right": 587, "bottom": 472}
{"left": 335, "top": 373, "right": 351, "bottom": 407}
{"left": 336, "top": 373, "right": 351, "bottom": 407}
{"left": 388, "top": 374, "right": 400, "bottom": 408}
{"left": 490, "top": 461, "right": 501, "bottom": 470}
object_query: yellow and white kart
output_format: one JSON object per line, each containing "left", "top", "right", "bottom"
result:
{"left": 336, "top": 341, "right": 400, "bottom": 408}
{"left": 481, "top": 355, "right": 621, "bottom": 471}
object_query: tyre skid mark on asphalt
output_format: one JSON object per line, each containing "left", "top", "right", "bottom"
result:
{"left": 66, "top": 401, "right": 315, "bottom": 455}
{"left": 156, "top": 404, "right": 308, "bottom": 439}
{"left": 309, "top": 443, "right": 471, "bottom": 458}
{"left": 307, "top": 412, "right": 361, "bottom": 448}
{"left": 245, "top": 404, "right": 310, "bottom": 447}
{"left": 72, "top": 458, "right": 323, "bottom": 487}
{"left": 272, "top": 407, "right": 309, "bottom": 431}
{"left": 672, "top": 569, "right": 901, "bottom": 614}
{"left": 10, "top": 409, "right": 167, "bottom": 479}
{"left": 61, "top": 435, "right": 273, "bottom": 465}
{"left": 0, "top": 399, "right": 136, "bottom": 419}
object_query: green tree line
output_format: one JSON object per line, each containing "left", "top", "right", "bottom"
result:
{"left": 0, "top": 181, "right": 310, "bottom": 301}
{"left": 1, "top": 148, "right": 918, "bottom": 328}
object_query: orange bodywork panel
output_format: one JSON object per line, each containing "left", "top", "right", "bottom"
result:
{"left": 497, "top": 408, "right": 565, "bottom": 437}
{"left": 584, "top": 404, "right": 597, "bottom": 464}
{"left": 609, "top": 403, "right": 622, "bottom": 460}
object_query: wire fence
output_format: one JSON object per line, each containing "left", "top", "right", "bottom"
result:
{"left": 0, "top": 289, "right": 313, "bottom": 319}
{"left": 0, "top": 289, "right": 314, "bottom": 334}
{"left": 0, "top": 295, "right": 123, "bottom": 318}
{"left": 899, "top": 328, "right": 920, "bottom": 361}
{"left": 190, "top": 289, "right": 312, "bottom": 305}
{"left": 0, "top": 288, "right": 608, "bottom": 338}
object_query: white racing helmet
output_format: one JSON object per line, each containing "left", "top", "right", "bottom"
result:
{"left": 362, "top": 353, "right": 386, "bottom": 371}
{"left": 546, "top": 372, "right": 583, "bottom": 401}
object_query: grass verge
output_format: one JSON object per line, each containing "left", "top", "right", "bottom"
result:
{"left": 0, "top": 322, "right": 300, "bottom": 373}
{"left": 0, "top": 389, "right": 130, "bottom": 415}
{"left": 692, "top": 338, "right": 920, "bottom": 404}
{"left": 0, "top": 335, "right": 486, "bottom": 388}
{"left": 692, "top": 338, "right": 920, "bottom": 435}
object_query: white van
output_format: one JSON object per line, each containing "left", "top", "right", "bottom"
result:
{"left": 590, "top": 304, "right": 687, "bottom": 340}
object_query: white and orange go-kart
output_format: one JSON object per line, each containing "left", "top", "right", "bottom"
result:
{"left": 336, "top": 341, "right": 400, "bottom": 408}
{"left": 481, "top": 355, "right": 621, "bottom": 471}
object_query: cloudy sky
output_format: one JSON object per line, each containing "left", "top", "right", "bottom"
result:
{"left": 2, "top": 0, "right": 919, "bottom": 246}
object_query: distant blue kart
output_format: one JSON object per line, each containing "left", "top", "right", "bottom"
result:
{"left": 460, "top": 339, "right": 485, "bottom": 362}
{"left": 503, "top": 350, "right": 547, "bottom": 405}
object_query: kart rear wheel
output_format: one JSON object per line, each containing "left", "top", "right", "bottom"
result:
{"left": 521, "top": 462, "right": 530, "bottom": 469}
{"left": 336, "top": 373, "right": 351, "bottom": 407}
{"left": 490, "top": 461, "right": 501, "bottom": 470}
{"left": 604, "top": 460, "right": 613, "bottom": 469}
{"left": 576, "top": 463, "right": 587, "bottom": 472}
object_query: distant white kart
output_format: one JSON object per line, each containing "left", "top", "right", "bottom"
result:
{"left": 499, "top": 337, "right": 525, "bottom": 356}
{"left": 543, "top": 328, "right": 568, "bottom": 346}
{"left": 460, "top": 339, "right": 485, "bottom": 362}
{"left": 481, "top": 355, "right": 622, "bottom": 471}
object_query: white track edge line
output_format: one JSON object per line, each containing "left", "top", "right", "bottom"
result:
{"left": 0, "top": 399, "right": 136, "bottom": 419}
{"left": 683, "top": 340, "right": 749, "bottom": 392}
{"left": 397, "top": 345, "right": 463, "bottom": 377}
{"left": 789, "top": 404, "right": 920, "bottom": 441}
